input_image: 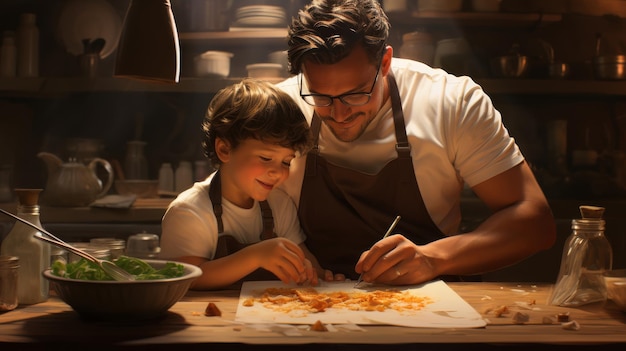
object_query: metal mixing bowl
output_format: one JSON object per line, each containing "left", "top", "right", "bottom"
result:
{"left": 490, "top": 55, "right": 529, "bottom": 78}
{"left": 593, "top": 55, "right": 626, "bottom": 80}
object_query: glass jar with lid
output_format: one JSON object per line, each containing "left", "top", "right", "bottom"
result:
{"left": 0, "top": 255, "right": 19, "bottom": 311}
{"left": 549, "top": 205, "right": 613, "bottom": 306}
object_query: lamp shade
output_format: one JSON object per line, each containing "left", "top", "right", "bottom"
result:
{"left": 114, "top": 0, "right": 180, "bottom": 84}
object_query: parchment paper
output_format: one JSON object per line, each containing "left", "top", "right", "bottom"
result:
{"left": 235, "top": 280, "right": 487, "bottom": 328}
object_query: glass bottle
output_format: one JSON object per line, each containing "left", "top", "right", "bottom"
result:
{"left": 0, "top": 31, "right": 17, "bottom": 77}
{"left": 124, "top": 140, "right": 149, "bottom": 180}
{"left": 549, "top": 205, "right": 613, "bottom": 306}
{"left": 0, "top": 189, "right": 49, "bottom": 304}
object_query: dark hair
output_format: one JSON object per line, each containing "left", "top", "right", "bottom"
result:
{"left": 202, "top": 79, "right": 312, "bottom": 166}
{"left": 287, "top": 0, "right": 390, "bottom": 74}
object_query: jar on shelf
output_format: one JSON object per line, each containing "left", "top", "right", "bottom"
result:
{"left": 0, "top": 31, "right": 17, "bottom": 77}
{"left": 158, "top": 162, "right": 174, "bottom": 192}
{"left": 175, "top": 161, "right": 193, "bottom": 193}
{"left": 0, "top": 255, "right": 19, "bottom": 311}
{"left": 399, "top": 31, "right": 435, "bottom": 66}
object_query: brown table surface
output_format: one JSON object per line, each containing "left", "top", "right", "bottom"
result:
{"left": 1, "top": 282, "right": 625, "bottom": 350}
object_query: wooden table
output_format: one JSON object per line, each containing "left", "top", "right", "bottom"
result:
{"left": 1, "top": 282, "right": 625, "bottom": 350}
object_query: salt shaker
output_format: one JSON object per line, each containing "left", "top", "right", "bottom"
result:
{"left": 158, "top": 162, "right": 174, "bottom": 192}
{"left": 549, "top": 205, "right": 613, "bottom": 306}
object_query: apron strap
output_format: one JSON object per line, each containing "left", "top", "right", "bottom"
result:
{"left": 208, "top": 170, "right": 275, "bottom": 239}
{"left": 387, "top": 71, "right": 411, "bottom": 158}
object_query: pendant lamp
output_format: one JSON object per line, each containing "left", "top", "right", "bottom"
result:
{"left": 114, "top": 0, "right": 180, "bottom": 84}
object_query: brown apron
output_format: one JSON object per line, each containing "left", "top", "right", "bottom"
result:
{"left": 298, "top": 72, "right": 446, "bottom": 279}
{"left": 208, "top": 171, "right": 277, "bottom": 264}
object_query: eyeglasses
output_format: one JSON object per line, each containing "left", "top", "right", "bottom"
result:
{"left": 299, "top": 61, "right": 381, "bottom": 107}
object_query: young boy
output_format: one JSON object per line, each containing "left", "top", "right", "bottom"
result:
{"left": 160, "top": 79, "right": 320, "bottom": 290}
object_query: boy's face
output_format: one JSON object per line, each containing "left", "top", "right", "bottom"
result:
{"left": 217, "top": 138, "right": 295, "bottom": 208}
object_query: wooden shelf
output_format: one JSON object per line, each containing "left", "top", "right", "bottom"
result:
{"left": 178, "top": 28, "right": 288, "bottom": 48}
{"left": 388, "top": 11, "right": 562, "bottom": 28}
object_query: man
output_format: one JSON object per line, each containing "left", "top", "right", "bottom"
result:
{"left": 277, "top": 0, "right": 556, "bottom": 285}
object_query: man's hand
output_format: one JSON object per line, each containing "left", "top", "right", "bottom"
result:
{"left": 355, "top": 234, "right": 437, "bottom": 285}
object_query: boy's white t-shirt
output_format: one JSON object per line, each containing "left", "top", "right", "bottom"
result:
{"left": 159, "top": 172, "right": 306, "bottom": 260}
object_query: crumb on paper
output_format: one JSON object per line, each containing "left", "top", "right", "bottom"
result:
{"left": 242, "top": 297, "right": 254, "bottom": 307}
{"left": 512, "top": 311, "right": 530, "bottom": 324}
{"left": 205, "top": 302, "right": 222, "bottom": 317}
{"left": 310, "top": 320, "right": 328, "bottom": 332}
{"left": 562, "top": 320, "right": 580, "bottom": 331}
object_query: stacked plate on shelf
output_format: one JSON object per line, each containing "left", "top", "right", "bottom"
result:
{"left": 231, "top": 5, "right": 286, "bottom": 28}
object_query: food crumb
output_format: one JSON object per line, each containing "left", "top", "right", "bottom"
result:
{"left": 310, "top": 320, "right": 328, "bottom": 332}
{"left": 191, "top": 311, "right": 202, "bottom": 316}
{"left": 205, "top": 302, "right": 222, "bottom": 317}
{"left": 485, "top": 305, "right": 509, "bottom": 317}
{"left": 512, "top": 311, "right": 530, "bottom": 324}
{"left": 562, "top": 320, "right": 580, "bottom": 331}
{"left": 242, "top": 297, "right": 254, "bottom": 307}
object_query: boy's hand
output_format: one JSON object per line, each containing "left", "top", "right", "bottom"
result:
{"left": 252, "top": 238, "right": 311, "bottom": 284}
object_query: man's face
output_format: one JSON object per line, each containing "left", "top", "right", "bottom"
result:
{"left": 301, "top": 46, "right": 389, "bottom": 142}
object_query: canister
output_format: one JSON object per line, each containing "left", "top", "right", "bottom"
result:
{"left": 399, "top": 31, "right": 435, "bottom": 66}
{"left": 0, "top": 255, "right": 19, "bottom": 311}
{"left": 90, "top": 238, "right": 126, "bottom": 259}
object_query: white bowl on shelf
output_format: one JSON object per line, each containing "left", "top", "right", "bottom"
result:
{"left": 246, "top": 63, "right": 285, "bottom": 79}
{"left": 194, "top": 51, "right": 234, "bottom": 78}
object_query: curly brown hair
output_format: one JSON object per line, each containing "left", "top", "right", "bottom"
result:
{"left": 287, "top": 0, "right": 390, "bottom": 75}
{"left": 201, "top": 79, "right": 312, "bottom": 166}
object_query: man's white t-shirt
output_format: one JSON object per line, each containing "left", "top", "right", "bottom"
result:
{"left": 276, "top": 57, "right": 524, "bottom": 235}
{"left": 159, "top": 172, "right": 306, "bottom": 260}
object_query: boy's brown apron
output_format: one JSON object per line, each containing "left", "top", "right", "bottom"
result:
{"left": 208, "top": 170, "right": 276, "bottom": 258}
{"left": 298, "top": 72, "right": 446, "bottom": 279}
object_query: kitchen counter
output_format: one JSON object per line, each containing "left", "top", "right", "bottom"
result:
{"left": 0, "top": 198, "right": 172, "bottom": 224}
{"left": 1, "top": 282, "right": 625, "bottom": 350}
{"left": 3, "top": 197, "right": 624, "bottom": 225}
